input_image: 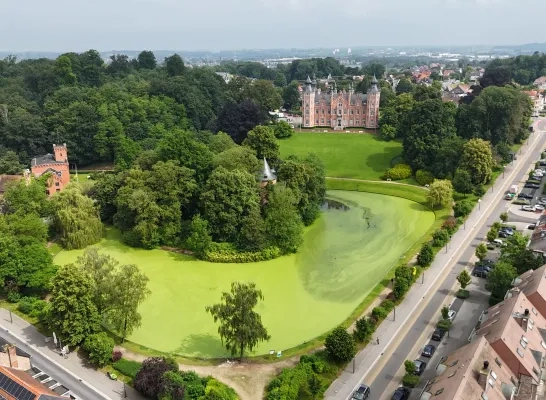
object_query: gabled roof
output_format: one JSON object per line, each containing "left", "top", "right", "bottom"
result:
{"left": 0, "top": 366, "right": 65, "bottom": 399}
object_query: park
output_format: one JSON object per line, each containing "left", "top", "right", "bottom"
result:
{"left": 54, "top": 132, "right": 436, "bottom": 358}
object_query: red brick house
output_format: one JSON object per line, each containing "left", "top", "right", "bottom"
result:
{"left": 30, "top": 144, "right": 70, "bottom": 196}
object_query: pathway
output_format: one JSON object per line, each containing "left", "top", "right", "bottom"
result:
{"left": 326, "top": 176, "right": 428, "bottom": 190}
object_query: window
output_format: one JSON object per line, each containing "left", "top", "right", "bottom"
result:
{"left": 327, "top": 110, "right": 331, "bottom": 114}
{"left": 516, "top": 347, "right": 524, "bottom": 357}
{"left": 305, "top": 110, "right": 309, "bottom": 114}
{"left": 351, "top": 109, "right": 354, "bottom": 114}
{"left": 520, "top": 339, "right": 527, "bottom": 349}
{"left": 435, "top": 389, "right": 444, "bottom": 395}
{"left": 495, "top": 357, "right": 502, "bottom": 367}
{"left": 357, "top": 110, "right": 360, "bottom": 114}
{"left": 316, "top": 110, "right": 319, "bottom": 114}
{"left": 481, "top": 393, "right": 488, "bottom": 400}
{"left": 56, "top": 189, "right": 60, "bottom": 192}
{"left": 541, "top": 341, "right": 546, "bottom": 350}
{"left": 491, "top": 371, "right": 497, "bottom": 380}
{"left": 344, "top": 109, "right": 347, "bottom": 114}
{"left": 533, "top": 367, "right": 540, "bottom": 376}
{"left": 450, "top": 360, "right": 459, "bottom": 367}
{"left": 448, "top": 371, "right": 456, "bottom": 378}
{"left": 322, "top": 109, "right": 325, "bottom": 114}
{"left": 532, "top": 308, "right": 538, "bottom": 315}
{"left": 493, "top": 311, "right": 500, "bottom": 317}
{"left": 522, "top": 336, "right": 528, "bottom": 343}
{"left": 306, "top": 102, "right": 309, "bottom": 106}
{"left": 55, "top": 182, "right": 60, "bottom": 187}
{"left": 320, "top": 119, "right": 324, "bottom": 124}
{"left": 488, "top": 378, "right": 494, "bottom": 387}
{"left": 315, "top": 119, "right": 318, "bottom": 124}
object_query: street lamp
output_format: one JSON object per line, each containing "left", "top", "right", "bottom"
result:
{"left": 478, "top": 199, "right": 481, "bottom": 210}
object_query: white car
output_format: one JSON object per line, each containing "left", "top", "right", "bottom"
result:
{"left": 448, "top": 310, "right": 457, "bottom": 321}
{"left": 534, "top": 170, "right": 544, "bottom": 176}
{"left": 522, "top": 205, "right": 536, "bottom": 212}
{"left": 536, "top": 204, "right": 545, "bottom": 211}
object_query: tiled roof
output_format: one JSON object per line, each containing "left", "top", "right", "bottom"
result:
{"left": 0, "top": 366, "right": 64, "bottom": 399}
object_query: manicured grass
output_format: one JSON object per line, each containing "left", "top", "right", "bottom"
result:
{"left": 279, "top": 132, "right": 403, "bottom": 180}
{"left": 54, "top": 190, "right": 434, "bottom": 359}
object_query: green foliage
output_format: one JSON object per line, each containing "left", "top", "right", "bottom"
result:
{"left": 0, "top": 151, "right": 24, "bottom": 175}
{"left": 186, "top": 215, "right": 212, "bottom": 258}
{"left": 243, "top": 125, "right": 280, "bottom": 163}
{"left": 203, "top": 243, "right": 280, "bottom": 263}
{"left": 453, "top": 200, "right": 473, "bottom": 217}
{"left": 415, "top": 170, "right": 434, "bottom": 186}
{"left": 205, "top": 282, "right": 270, "bottom": 359}
{"left": 457, "top": 270, "right": 472, "bottom": 290}
{"left": 404, "top": 360, "right": 416, "bottom": 374}
{"left": 402, "top": 374, "right": 420, "bottom": 388}
{"left": 426, "top": 179, "right": 453, "bottom": 208}
{"left": 208, "top": 132, "right": 236, "bottom": 154}
{"left": 17, "top": 297, "right": 47, "bottom": 320}
{"left": 353, "top": 317, "right": 375, "bottom": 343}
{"left": 371, "top": 306, "right": 388, "bottom": 321}
{"left": 441, "top": 306, "right": 450, "bottom": 320}
{"left": 264, "top": 185, "right": 304, "bottom": 253}
{"left": 113, "top": 358, "right": 142, "bottom": 379}
{"left": 432, "top": 229, "right": 449, "bottom": 247}
{"left": 456, "top": 289, "right": 470, "bottom": 299}
{"left": 436, "top": 319, "right": 452, "bottom": 331}
{"left": 486, "top": 228, "right": 498, "bottom": 243}
{"left": 82, "top": 332, "right": 115, "bottom": 367}
{"left": 475, "top": 243, "right": 488, "bottom": 261}
{"left": 452, "top": 169, "right": 474, "bottom": 196}
{"left": 213, "top": 146, "right": 260, "bottom": 175}
{"left": 382, "top": 164, "right": 412, "bottom": 181}
{"left": 324, "top": 326, "right": 356, "bottom": 363}
{"left": 273, "top": 121, "right": 293, "bottom": 139}
{"left": 417, "top": 243, "right": 434, "bottom": 267}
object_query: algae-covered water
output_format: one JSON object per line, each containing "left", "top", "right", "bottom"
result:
{"left": 54, "top": 190, "right": 434, "bottom": 357}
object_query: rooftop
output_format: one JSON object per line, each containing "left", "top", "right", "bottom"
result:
{"left": 509, "top": 264, "right": 546, "bottom": 304}
{"left": 0, "top": 366, "right": 65, "bottom": 400}
{"left": 261, "top": 158, "right": 276, "bottom": 182}
{"left": 422, "top": 337, "right": 517, "bottom": 400}
{"left": 30, "top": 155, "right": 65, "bottom": 168}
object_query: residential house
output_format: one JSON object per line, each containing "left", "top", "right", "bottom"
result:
{"left": 30, "top": 144, "right": 70, "bottom": 196}
{"left": 443, "top": 69, "right": 454, "bottom": 79}
{"left": 523, "top": 90, "right": 544, "bottom": 117}
{"left": 450, "top": 84, "right": 471, "bottom": 97}
{"left": 534, "top": 77, "right": 546, "bottom": 90}
{"left": 0, "top": 365, "right": 66, "bottom": 399}
{"left": 507, "top": 264, "right": 546, "bottom": 317}
{"left": 472, "top": 292, "right": 546, "bottom": 399}
{"left": 420, "top": 337, "right": 517, "bottom": 400}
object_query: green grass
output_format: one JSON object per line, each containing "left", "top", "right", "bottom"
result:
{"left": 54, "top": 190, "right": 434, "bottom": 359}
{"left": 279, "top": 132, "right": 403, "bottom": 180}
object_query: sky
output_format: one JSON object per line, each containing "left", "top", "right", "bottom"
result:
{"left": 1, "top": 0, "right": 545, "bottom": 52}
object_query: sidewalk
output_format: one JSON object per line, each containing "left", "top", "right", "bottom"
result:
{"left": 325, "top": 129, "right": 544, "bottom": 400}
{"left": 0, "top": 308, "right": 146, "bottom": 400}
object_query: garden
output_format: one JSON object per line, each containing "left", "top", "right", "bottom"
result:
{"left": 54, "top": 190, "right": 434, "bottom": 358}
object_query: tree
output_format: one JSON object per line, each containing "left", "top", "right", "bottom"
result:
{"left": 454, "top": 200, "right": 473, "bottom": 218}
{"left": 213, "top": 146, "right": 260, "bottom": 175}
{"left": 379, "top": 124, "right": 396, "bottom": 141}
{"left": 459, "top": 139, "right": 494, "bottom": 185}
{"left": 46, "top": 264, "right": 100, "bottom": 346}
{"left": 417, "top": 243, "right": 434, "bottom": 267}
{"left": 441, "top": 306, "right": 450, "bottom": 320}
{"left": 452, "top": 169, "right": 474, "bottom": 196}
{"left": 404, "top": 360, "right": 416, "bottom": 375}
{"left": 324, "top": 326, "right": 356, "bottom": 363}
{"left": 243, "top": 125, "right": 279, "bottom": 163}
{"left": 186, "top": 214, "right": 212, "bottom": 258}
{"left": 475, "top": 243, "right": 488, "bottom": 261}
{"left": 364, "top": 62, "right": 385, "bottom": 78}
{"left": 75, "top": 248, "right": 116, "bottom": 315}
{"left": 426, "top": 180, "right": 453, "bottom": 208}
{"left": 158, "top": 371, "right": 186, "bottom": 400}
{"left": 217, "top": 99, "right": 265, "bottom": 144}
{"left": 264, "top": 185, "right": 304, "bottom": 253}
{"left": 353, "top": 317, "right": 374, "bottom": 342}
{"left": 82, "top": 332, "right": 115, "bottom": 367}
{"left": 134, "top": 357, "right": 179, "bottom": 398}
{"left": 500, "top": 212, "right": 508, "bottom": 223}
{"left": 52, "top": 185, "right": 103, "bottom": 249}
{"left": 396, "top": 78, "right": 413, "bottom": 94}
{"left": 237, "top": 207, "right": 267, "bottom": 252}
{"left": 205, "top": 282, "right": 270, "bottom": 360}
{"left": 500, "top": 232, "right": 543, "bottom": 274}
{"left": 137, "top": 51, "right": 157, "bottom": 70}
{"left": 208, "top": 132, "right": 236, "bottom": 154}
{"left": 307, "top": 374, "right": 322, "bottom": 400}
{"left": 0, "top": 151, "right": 24, "bottom": 174}
{"left": 273, "top": 121, "right": 293, "bottom": 139}
{"left": 165, "top": 54, "right": 185, "bottom": 76}
{"left": 457, "top": 270, "right": 472, "bottom": 290}
{"left": 486, "top": 261, "right": 517, "bottom": 303}
{"left": 282, "top": 81, "right": 301, "bottom": 110}
{"left": 274, "top": 72, "right": 287, "bottom": 88}
{"left": 54, "top": 55, "right": 77, "bottom": 85}
{"left": 107, "top": 264, "right": 151, "bottom": 342}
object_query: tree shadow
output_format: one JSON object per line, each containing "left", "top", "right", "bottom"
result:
{"left": 175, "top": 334, "right": 228, "bottom": 358}
{"left": 366, "top": 147, "right": 403, "bottom": 174}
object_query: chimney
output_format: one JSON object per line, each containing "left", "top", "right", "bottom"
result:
{"left": 525, "top": 309, "right": 530, "bottom": 316}
{"left": 478, "top": 361, "right": 490, "bottom": 389}
{"left": 4, "top": 344, "right": 18, "bottom": 369}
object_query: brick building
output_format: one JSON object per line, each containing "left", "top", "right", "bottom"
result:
{"left": 30, "top": 144, "right": 70, "bottom": 196}
{"left": 301, "top": 75, "right": 380, "bottom": 130}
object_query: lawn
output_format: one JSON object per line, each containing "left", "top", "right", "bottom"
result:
{"left": 54, "top": 190, "right": 434, "bottom": 358}
{"left": 279, "top": 132, "right": 403, "bottom": 180}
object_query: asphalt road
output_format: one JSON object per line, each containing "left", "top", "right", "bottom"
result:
{"left": 0, "top": 329, "right": 107, "bottom": 400}
{"left": 367, "top": 121, "right": 546, "bottom": 400}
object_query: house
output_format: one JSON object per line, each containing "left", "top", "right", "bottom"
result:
{"left": 443, "top": 69, "right": 454, "bottom": 79}
{"left": 534, "top": 76, "right": 546, "bottom": 90}
{"left": 472, "top": 292, "right": 546, "bottom": 399}
{"left": 420, "top": 337, "right": 517, "bottom": 400}
{"left": 507, "top": 264, "right": 546, "bottom": 317}
{"left": 0, "top": 365, "right": 65, "bottom": 399}
{"left": 523, "top": 90, "right": 544, "bottom": 117}
{"left": 30, "top": 144, "right": 70, "bottom": 196}
{"left": 450, "top": 84, "right": 471, "bottom": 97}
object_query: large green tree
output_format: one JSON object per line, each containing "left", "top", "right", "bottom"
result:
{"left": 205, "top": 282, "right": 270, "bottom": 360}
{"left": 426, "top": 179, "right": 453, "bottom": 208}
{"left": 486, "top": 261, "right": 517, "bottom": 304}
{"left": 243, "top": 125, "right": 280, "bottom": 163}
{"left": 458, "top": 139, "right": 494, "bottom": 185}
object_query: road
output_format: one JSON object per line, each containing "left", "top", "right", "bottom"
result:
{"left": 324, "top": 119, "right": 546, "bottom": 400}
{"left": 368, "top": 120, "right": 546, "bottom": 400}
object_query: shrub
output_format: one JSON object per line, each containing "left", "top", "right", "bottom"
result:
{"left": 404, "top": 360, "right": 416, "bottom": 374}
{"left": 17, "top": 297, "right": 38, "bottom": 315}
{"left": 456, "top": 289, "right": 470, "bottom": 299}
{"left": 417, "top": 243, "right": 433, "bottom": 267}
{"left": 415, "top": 170, "right": 434, "bottom": 186}
{"left": 112, "top": 350, "right": 122, "bottom": 362}
{"left": 134, "top": 357, "right": 178, "bottom": 398}
{"left": 513, "top": 199, "right": 530, "bottom": 205}
{"left": 7, "top": 291, "right": 20, "bottom": 303}
{"left": 486, "top": 228, "right": 498, "bottom": 243}
{"left": 324, "top": 326, "right": 356, "bottom": 363}
{"left": 113, "top": 358, "right": 142, "bottom": 379}
{"left": 492, "top": 222, "right": 502, "bottom": 230}
{"left": 266, "top": 362, "right": 312, "bottom": 400}
{"left": 393, "top": 278, "right": 410, "bottom": 300}
{"left": 353, "top": 317, "right": 375, "bottom": 343}
{"left": 382, "top": 164, "right": 412, "bottom": 181}
{"left": 371, "top": 306, "right": 388, "bottom": 321}
{"left": 203, "top": 242, "right": 281, "bottom": 263}
{"left": 402, "top": 374, "right": 420, "bottom": 388}
{"left": 442, "top": 217, "right": 458, "bottom": 234}
{"left": 453, "top": 200, "right": 473, "bottom": 217}
{"left": 380, "top": 300, "right": 395, "bottom": 312}
{"left": 82, "top": 332, "right": 115, "bottom": 367}
{"left": 474, "top": 185, "right": 486, "bottom": 197}
{"left": 436, "top": 319, "right": 452, "bottom": 331}
{"left": 432, "top": 229, "right": 449, "bottom": 247}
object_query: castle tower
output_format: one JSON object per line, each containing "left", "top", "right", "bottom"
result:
{"left": 365, "top": 75, "right": 381, "bottom": 129}
{"left": 260, "top": 158, "right": 277, "bottom": 188}
{"left": 302, "top": 76, "right": 316, "bottom": 127}
{"left": 53, "top": 143, "right": 67, "bottom": 163}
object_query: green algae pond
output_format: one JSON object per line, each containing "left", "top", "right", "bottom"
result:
{"left": 54, "top": 190, "right": 434, "bottom": 358}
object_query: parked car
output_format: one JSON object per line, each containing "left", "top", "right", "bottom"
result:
{"left": 413, "top": 360, "right": 426, "bottom": 376}
{"left": 525, "top": 183, "right": 540, "bottom": 189}
{"left": 352, "top": 384, "right": 370, "bottom": 400}
{"left": 498, "top": 231, "right": 508, "bottom": 238}
{"left": 493, "top": 239, "right": 505, "bottom": 247}
{"left": 432, "top": 328, "right": 446, "bottom": 341}
{"left": 500, "top": 228, "right": 514, "bottom": 235}
{"left": 473, "top": 267, "right": 489, "bottom": 278}
{"left": 422, "top": 344, "right": 436, "bottom": 358}
{"left": 504, "top": 194, "right": 514, "bottom": 200}
{"left": 536, "top": 204, "right": 545, "bottom": 211}
{"left": 448, "top": 310, "right": 457, "bottom": 321}
{"left": 523, "top": 205, "right": 536, "bottom": 212}
{"left": 518, "top": 193, "right": 534, "bottom": 199}
{"left": 528, "top": 224, "right": 537, "bottom": 230}
{"left": 391, "top": 386, "right": 411, "bottom": 400}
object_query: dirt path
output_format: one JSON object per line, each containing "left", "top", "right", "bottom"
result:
{"left": 325, "top": 176, "right": 429, "bottom": 190}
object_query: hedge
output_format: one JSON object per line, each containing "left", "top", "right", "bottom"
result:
{"left": 415, "top": 170, "right": 434, "bottom": 186}
{"left": 382, "top": 164, "right": 412, "bottom": 181}
{"left": 203, "top": 242, "right": 281, "bottom": 263}
{"left": 113, "top": 358, "right": 142, "bottom": 379}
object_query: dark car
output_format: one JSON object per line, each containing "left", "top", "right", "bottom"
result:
{"left": 352, "top": 384, "right": 370, "bottom": 400}
{"left": 525, "top": 183, "right": 540, "bottom": 189}
{"left": 432, "top": 328, "right": 446, "bottom": 341}
{"left": 499, "top": 228, "right": 514, "bottom": 236}
{"left": 529, "top": 224, "right": 536, "bottom": 230}
{"left": 473, "top": 267, "right": 489, "bottom": 278}
{"left": 518, "top": 193, "right": 534, "bottom": 199}
{"left": 413, "top": 360, "right": 427, "bottom": 376}
{"left": 498, "top": 231, "right": 508, "bottom": 238}
{"left": 422, "top": 344, "right": 436, "bottom": 358}
{"left": 391, "top": 386, "right": 411, "bottom": 400}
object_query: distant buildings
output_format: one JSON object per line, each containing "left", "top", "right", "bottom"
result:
{"left": 523, "top": 90, "right": 545, "bottom": 117}
{"left": 30, "top": 144, "right": 70, "bottom": 196}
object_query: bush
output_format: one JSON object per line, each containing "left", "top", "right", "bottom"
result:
{"left": 415, "top": 170, "right": 434, "bottom": 186}
{"left": 266, "top": 362, "right": 312, "bottom": 400}
{"left": 353, "top": 317, "right": 375, "bottom": 343}
{"left": 382, "top": 164, "right": 412, "bottom": 181}
{"left": 402, "top": 374, "right": 420, "bottom": 388}
{"left": 82, "top": 332, "right": 115, "bottom": 367}
{"left": 17, "top": 297, "right": 38, "bottom": 314}
{"left": 453, "top": 200, "right": 473, "bottom": 217}
{"left": 371, "top": 306, "right": 388, "bottom": 321}
{"left": 113, "top": 358, "right": 142, "bottom": 379}
{"left": 203, "top": 242, "right": 281, "bottom": 263}
{"left": 436, "top": 319, "right": 452, "bottom": 331}
{"left": 393, "top": 278, "right": 410, "bottom": 300}
{"left": 474, "top": 185, "right": 486, "bottom": 197}
{"left": 380, "top": 300, "right": 395, "bottom": 312}
{"left": 456, "top": 289, "right": 470, "bottom": 299}
{"left": 417, "top": 243, "right": 433, "bottom": 267}
{"left": 112, "top": 350, "right": 122, "bottom": 362}
{"left": 432, "top": 229, "right": 449, "bottom": 247}
{"left": 7, "top": 292, "right": 20, "bottom": 303}
{"left": 513, "top": 199, "right": 530, "bottom": 205}
{"left": 324, "top": 326, "right": 356, "bottom": 363}
{"left": 442, "top": 216, "right": 458, "bottom": 234}
{"left": 404, "top": 360, "right": 416, "bottom": 374}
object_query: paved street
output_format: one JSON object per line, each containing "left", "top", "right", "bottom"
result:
{"left": 324, "top": 119, "right": 546, "bottom": 400}
{"left": 0, "top": 309, "right": 146, "bottom": 400}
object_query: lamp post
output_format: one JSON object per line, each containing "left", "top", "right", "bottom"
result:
{"left": 422, "top": 271, "right": 424, "bottom": 284}
{"left": 478, "top": 199, "right": 481, "bottom": 210}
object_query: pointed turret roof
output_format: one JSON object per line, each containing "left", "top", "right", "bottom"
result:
{"left": 306, "top": 76, "right": 312, "bottom": 84}
{"left": 371, "top": 74, "right": 378, "bottom": 84}
{"left": 261, "top": 158, "right": 277, "bottom": 182}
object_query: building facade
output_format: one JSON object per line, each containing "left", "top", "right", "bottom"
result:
{"left": 301, "top": 76, "right": 380, "bottom": 130}
{"left": 30, "top": 144, "right": 70, "bottom": 196}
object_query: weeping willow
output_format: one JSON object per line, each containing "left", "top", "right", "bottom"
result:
{"left": 53, "top": 186, "right": 103, "bottom": 249}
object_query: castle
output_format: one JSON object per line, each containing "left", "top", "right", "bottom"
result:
{"left": 301, "top": 75, "right": 380, "bottom": 130}
{"left": 30, "top": 144, "right": 70, "bottom": 196}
